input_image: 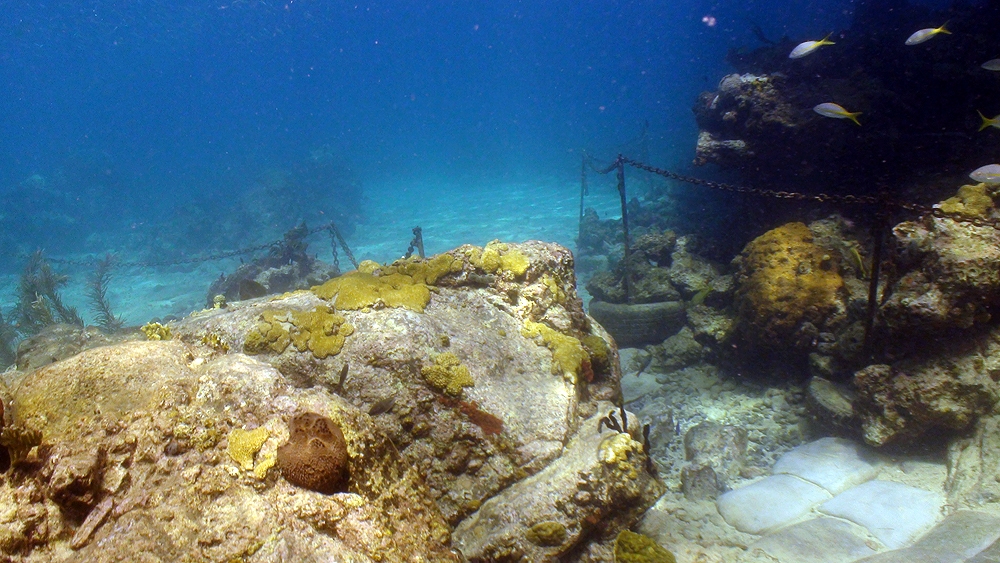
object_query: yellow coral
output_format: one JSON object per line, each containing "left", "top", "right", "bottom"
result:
{"left": 475, "top": 241, "right": 530, "bottom": 278}
{"left": 599, "top": 432, "right": 642, "bottom": 479}
{"left": 201, "top": 332, "right": 230, "bottom": 353}
{"left": 734, "top": 222, "right": 843, "bottom": 346}
{"left": 421, "top": 352, "right": 474, "bottom": 396}
{"left": 253, "top": 452, "right": 276, "bottom": 479}
{"left": 140, "top": 322, "right": 172, "bottom": 341}
{"left": 938, "top": 183, "right": 994, "bottom": 217}
{"left": 614, "top": 530, "right": 676, "bottom": 563}
{"left": 244, "top": 307, "right": 353, "bottom": 359}
{"left": 312, "top": 271, "right": 431, "bottom": 312}
{"left": 382, "top": 253, "right": 463, "bottom": 285}
{"left": 227, "top": 427, "right": 270, "bottom": 471}
{"left": 521, "top": 320, "right": 588, "bottom": 382}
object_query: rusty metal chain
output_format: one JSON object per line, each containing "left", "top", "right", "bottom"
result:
{"left": 39, "top": 222, "right": 342, "bottom": 269}
{"left": 589, "top": 154, "right": 1000, "bottom": 231}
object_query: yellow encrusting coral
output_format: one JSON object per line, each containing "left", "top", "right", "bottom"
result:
{"left": 468, "top": 240, "right": 531, "bottom": 278}
{"left": 312, "top": 271, "right": 432, "bottom": 312}
{"left": 227, "top": 427, "right": 270, "bottom": 471}
{"left": 734, "top": 222, "right": 844, "bottom": 346}
{"left": 938, "top": 183, "right": 994, "bottom": 218}
{"left": 521, "top": 320, "right": 589, "bottom": 382}
{"left": 599, "top": 432, "right": 643, "bottom": 479}
{"left": 253, "top": 452, "right": 277, "bottom": 479}
{"left": 140, "top": 322, "right": 172, "bottom": 341}
{"left": 243, "top": 306, "right": 354, "bottom": 359}
{"left": 614, "top": 530, "right": 676, "bottom": 563}
{"left": 525, "top": 521, "right": 568, "bottom": 547}
{"left": 421, "top": 352, "right": 474, "bottom": 396}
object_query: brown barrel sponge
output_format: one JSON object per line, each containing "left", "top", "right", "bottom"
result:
{"left": 277, "top": 412, "right": 349, "bottom": 494}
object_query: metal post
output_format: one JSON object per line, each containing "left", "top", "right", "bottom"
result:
{"left": 616, "top": 156, "right": 632, "bottom": 303}
{"left": 862, "top": 200, "right": 888, "bottom": 360}
{"left": 579, "top": 153, "right": 589, "bottom": 245}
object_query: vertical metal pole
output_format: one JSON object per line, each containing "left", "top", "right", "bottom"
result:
{"left": 579, "top": 154, "right": 589, "bottom": 244}
{"left": 616, "top": 156, "right": 632, "bottom": 303}
{"left": 862, "top": 200, "right": 887, "bottom": 359}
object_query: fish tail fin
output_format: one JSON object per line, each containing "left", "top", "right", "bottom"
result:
{"left": 848, "top": 112, "right": 862, "bottom": 126}
{"left": 938, "top": 22, "right": 951, "bottom": 34}
{"left": 821, "top": 32, "right": 835, "bottom": 45}
{"left": 979, "top": 111, "right": 991, "bottom": 132}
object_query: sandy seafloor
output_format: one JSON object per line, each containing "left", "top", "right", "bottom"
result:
{"left": 0, "top": 175, "right": 623, "bottom": 327}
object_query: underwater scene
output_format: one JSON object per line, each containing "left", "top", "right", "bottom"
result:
{"left": 6, "top": 0, "right": 1000, "bottom": 561}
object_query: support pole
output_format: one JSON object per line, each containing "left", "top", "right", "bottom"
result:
{"left": 862, "top": 200, "right": 888, "bottom": 360}
{"left": 616, "top": 156, "right": 632, "bottom": 303}
{"left": 579, "top": 153, "right": 589, "bottom": 245}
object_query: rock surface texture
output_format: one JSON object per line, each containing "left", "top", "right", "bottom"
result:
{"left": 0, "top": 241, "right": 662, "bottom": 562}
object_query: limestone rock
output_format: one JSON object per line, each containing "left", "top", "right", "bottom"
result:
{"left": 451, "top": 405, "right": 664, "bottom": 561}
{"left": 945, "top": 414, "right": 1000, "bottom": 507}
{"left": 651, "top": 327, "right": 704, "bottom": 372}
{"left": 5, "top": 343, "right": 457, "bottom": 562}
{"left": 0, "top": 241, "right": 658, "bottom": 562}
{"left": 883, "top": 214, "right": 1000, "bottom": 335}
{"left": 853, "top": 344, "right": 1000, "bottom": 446}
{"left": 682, "top": 421, "right": 747, "bottom": 496}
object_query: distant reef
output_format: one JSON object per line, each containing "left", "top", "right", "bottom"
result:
{"left": 693, "top": 0, "right": 1000, "bottom": 198}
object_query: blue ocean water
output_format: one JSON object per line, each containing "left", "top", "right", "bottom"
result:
{"left": 0, "top": 0, "right": 966, "bottom": 321}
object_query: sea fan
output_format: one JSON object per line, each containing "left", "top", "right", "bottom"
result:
{"left": 88, "top": 254, "right": 124, "bottom": 332}
{"left": 15, "top": 250, "right": 83, "bottom": 333}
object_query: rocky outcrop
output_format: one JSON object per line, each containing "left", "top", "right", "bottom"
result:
{"left": 0, "top": 241, "right": 661, "bottom": 562}
{"left": 882, "top": 212, "right": 1000, "bottom": 337}
{"left": 851, "top": 324, "right": 1000, "bottom": 446}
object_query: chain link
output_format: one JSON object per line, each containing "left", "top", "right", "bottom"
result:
{"left": 36, "top": 222, "right": 343, "bottom": 269}
{"left": 595, "top": 155, "right": 1000, "bottom": 231}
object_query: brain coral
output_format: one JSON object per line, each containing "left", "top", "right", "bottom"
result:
{"left": 277, "top": 412, "right": 349, "bottom": 494}
{"left": 733, "top": 222, "right": 844, "bottom": 349}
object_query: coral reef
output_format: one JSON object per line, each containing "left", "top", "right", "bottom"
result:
{"left": 277, "top": 412, "right": 350, "bottom": 494}
{"left": 0, "top": 241, "right": 661, "bottom": 561}
{"left": 693, "top": 3, "right": 1000, "bottom": 196}
{"left": 3, "top": 342, "right": 456, "bottom": 561}
{"left": 732, "top": 222, "right": 846, "bottom": 350}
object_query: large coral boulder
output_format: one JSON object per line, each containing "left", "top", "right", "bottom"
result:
{"left": 0, "top": 241, "right": 661, "bottom": 562}
{"left": 732, "top": 222, "right": 846, "bottom": 350}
